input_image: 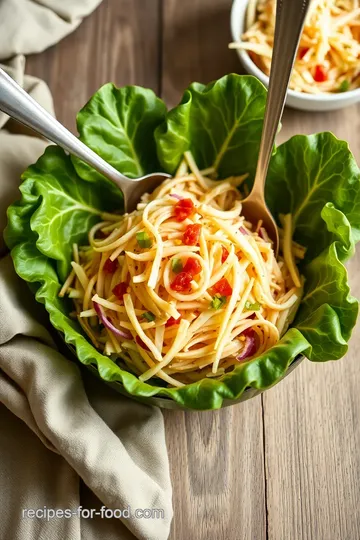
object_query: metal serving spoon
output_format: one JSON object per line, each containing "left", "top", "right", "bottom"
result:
{"left": 0, "top": 68, "right": 170, "bottom": 212}
{"left": 241, "top": 0, "right": 311, "bottom": 255}
{"left": 0, "top": 0, "right": 310, "bottom": 227}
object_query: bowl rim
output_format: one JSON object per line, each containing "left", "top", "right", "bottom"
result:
{"left": 230, "top": 0, "right": 360, "bottom": 103}
{"left": 62, "top": 334, "right": 305, "bottom": 410}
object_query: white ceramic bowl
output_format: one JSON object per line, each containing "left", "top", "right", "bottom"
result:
{"left": 230, "top": 0, "right": 360, "bottom": 112}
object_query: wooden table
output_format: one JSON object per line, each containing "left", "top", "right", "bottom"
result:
{"left": 27, "top": 1, "right": 360, "bottom": 538}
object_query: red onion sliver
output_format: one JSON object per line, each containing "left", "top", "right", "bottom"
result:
{"left": 243, "top": 327, "right": 255, "bottom": 337}
{"left": 170, "top": 193, "right": 184, "bottom": 200}
{"left": 236, "top": 335, "right": 256, "bottom": 362}
{"left": 259, "top": 227, "right": 272, "bottom": 243}
{"left": 239, "top": 226, "right": 249, "bottom": 235}
{"left": 93, "top": 301, "right": 132, "bottom": 340}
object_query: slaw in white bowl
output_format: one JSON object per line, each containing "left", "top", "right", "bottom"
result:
{"left": 230, "top": 0, "right": 360, "bottom": 111}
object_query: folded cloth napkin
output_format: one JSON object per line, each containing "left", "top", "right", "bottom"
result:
{"left": 0, "top": 2, "right": 172, "bottom": 540}
{"left": 0, "top": 0, "right": 103, "bottom": 58}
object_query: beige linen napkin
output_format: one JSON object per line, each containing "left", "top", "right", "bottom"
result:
{"left": 0, "top": 3, "right": 172, "bottom": 540}
{"left": 0, "top": 0, "right": 103, "bottom": 59}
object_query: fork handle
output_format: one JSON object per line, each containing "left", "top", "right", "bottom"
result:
{"left": 0, "top": 67, "right": 128, "bottom": 184}
{"left": 253, "top": 0, "right": 312, "bottom": 197}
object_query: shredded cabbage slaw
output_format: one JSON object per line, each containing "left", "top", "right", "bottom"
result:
{"left": 229, "top": 0, "right": 360, "bottom": 93}
{"left": 60, "top": 153, "right": 305, "bottom": 387}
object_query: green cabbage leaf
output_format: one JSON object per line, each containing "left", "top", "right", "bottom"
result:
{"left": 5, "top": 75, "right": 359, "bottom": 409}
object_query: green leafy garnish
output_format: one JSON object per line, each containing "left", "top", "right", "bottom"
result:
{"left": 4, "top": 74, "right": 360, "bottom": 410}
{"left": 72, "top": 83, "right": 167, "bottom": 185}
{"left": 171, "top": 258, "right": 183, "bottom": 273}
{"left": 338, "top": 80, "right": 350, "bottom": 93}
{"left": 136, "top": 231, "right": 152, "bottom": 249}
{"left": 155, "top": 75, "right": 266, "bottom": 178}
{"left": 211, "top": 294, "right": 227, "bottom": 310}
{"left": 245, "top": 301, "right": 261, "bottom": 311}
{"left": 143, "top": 311, "right": 155, "bottom": 322}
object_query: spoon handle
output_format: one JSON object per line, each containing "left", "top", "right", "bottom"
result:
{"left": 253, "top": 0, "right": 312, "bottom": 197}
{"left": 0, "top": 67, "right": 127, "bottom": 184}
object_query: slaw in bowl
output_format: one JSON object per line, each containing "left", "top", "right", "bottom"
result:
{"left": 5, "top": 74, "right": 360, "bottom": 409}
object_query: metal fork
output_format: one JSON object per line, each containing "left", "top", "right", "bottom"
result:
{"left": 0, "top": 68, "right": 170, "bottom": 212}
{"left": 241, "top": 0, "right": 311, "bottom": 254}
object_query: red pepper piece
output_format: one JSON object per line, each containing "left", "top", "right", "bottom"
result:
{"left": 165, "top": 316, "right": 181, "bottom": 327}
{"left": 103, "top": 258, "right": 118, "bottom": 273}
{"left": 183, "top": 258, "right": 202, "bottom": 277}
{"left": 174, "top": 199, "right": 195, "bottom": 222}
{"left": 183, "top": 224, "right": 202, "bottom": 246}
{"left": 112, "top": 282, "right": 128, "bottom": 301}
{"left": 314, "top": 65, "right": 327, "bottom": 82}
{"left": 221, "top": 246, "right": 229, "bottom": 263}
{"left": 213, "top": 278, "right": 233, "bottom": 297}
{"left": 170, "top": 272, "right": 193, "bottom": 292}
{"left": 299, "top": 47, "right": 309, "bottom": 59}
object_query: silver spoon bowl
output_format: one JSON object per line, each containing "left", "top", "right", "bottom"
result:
{"left": 0, "top": 68, "right": 170, "bottom": 212}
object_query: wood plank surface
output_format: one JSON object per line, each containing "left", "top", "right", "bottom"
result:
{"left": 25, "top": 0, "right": 360, "bottom": 539}
{"left": 162, "top": 0, "right": 239, "bottom": 108}
{"left": 26, "top": 0, "right": 161, "bottom": 133}
{"left": 264, "top": 108, "right": 360, "bottom": 540}
{"left": 164, "top": 404, "right": 266, "bottom": 540}
{"left": 161, "top": 2, "right": 266, "bottom": 539}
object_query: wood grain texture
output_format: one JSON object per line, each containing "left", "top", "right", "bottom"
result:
{"left": 161, "top": 2, "right": 266, "bottom": 539}
{"left": 26, "top": 0, "right": 161, "bottom": 133}
{"left": 161, "top": 0, "right": 241, "bottom": 108}
{"left": 25, "top": 0, "right": 360, "bottom": 538}
{"left": 264, "top": 104, "right": 360, "bottom": 540}
{"left": 164, "top": 403, "right": 266, "bottom": 540}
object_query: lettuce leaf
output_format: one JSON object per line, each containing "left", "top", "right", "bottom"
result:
{"left": 73, "top": 83, "right": 167, "bottom": 182}
{"left": 266, "top": 132, "right": 360, "bottom": 260}
{"left": 155, "top": 74, "right": 267, "bottom": 179}
{"left": 4, "top": 74, "right": 360, "bottom": 410}
{"left": 6, "top": 146, "right": 123, "bottom": 281}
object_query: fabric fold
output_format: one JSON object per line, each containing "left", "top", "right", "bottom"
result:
{"left": 0, "top": 1, "right": 173, "bottom": 539}
{"left": 0, "top": 0, "right": 103, "bottom": 60}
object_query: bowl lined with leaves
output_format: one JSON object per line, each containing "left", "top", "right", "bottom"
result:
{"left": 5, "top": 74, "right": 360, "bottom": 410}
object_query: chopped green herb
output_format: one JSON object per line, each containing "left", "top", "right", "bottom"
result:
{"left": 136, "top": 231, "right": 152, "bottom": 249}
{"left": 245, "top": 301, "right": 261, "bottom": 311}
{"left": 338, "top": 80, "right": 350, "bottom": 93}
{"left": 143, "top": 311, "right": 155, "bottom": 322}
{"left": 171, "top": 258, "right": 183, "bottom": 273}
{"left": 211, "top": 294, "right": 227, "bottom": 310}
